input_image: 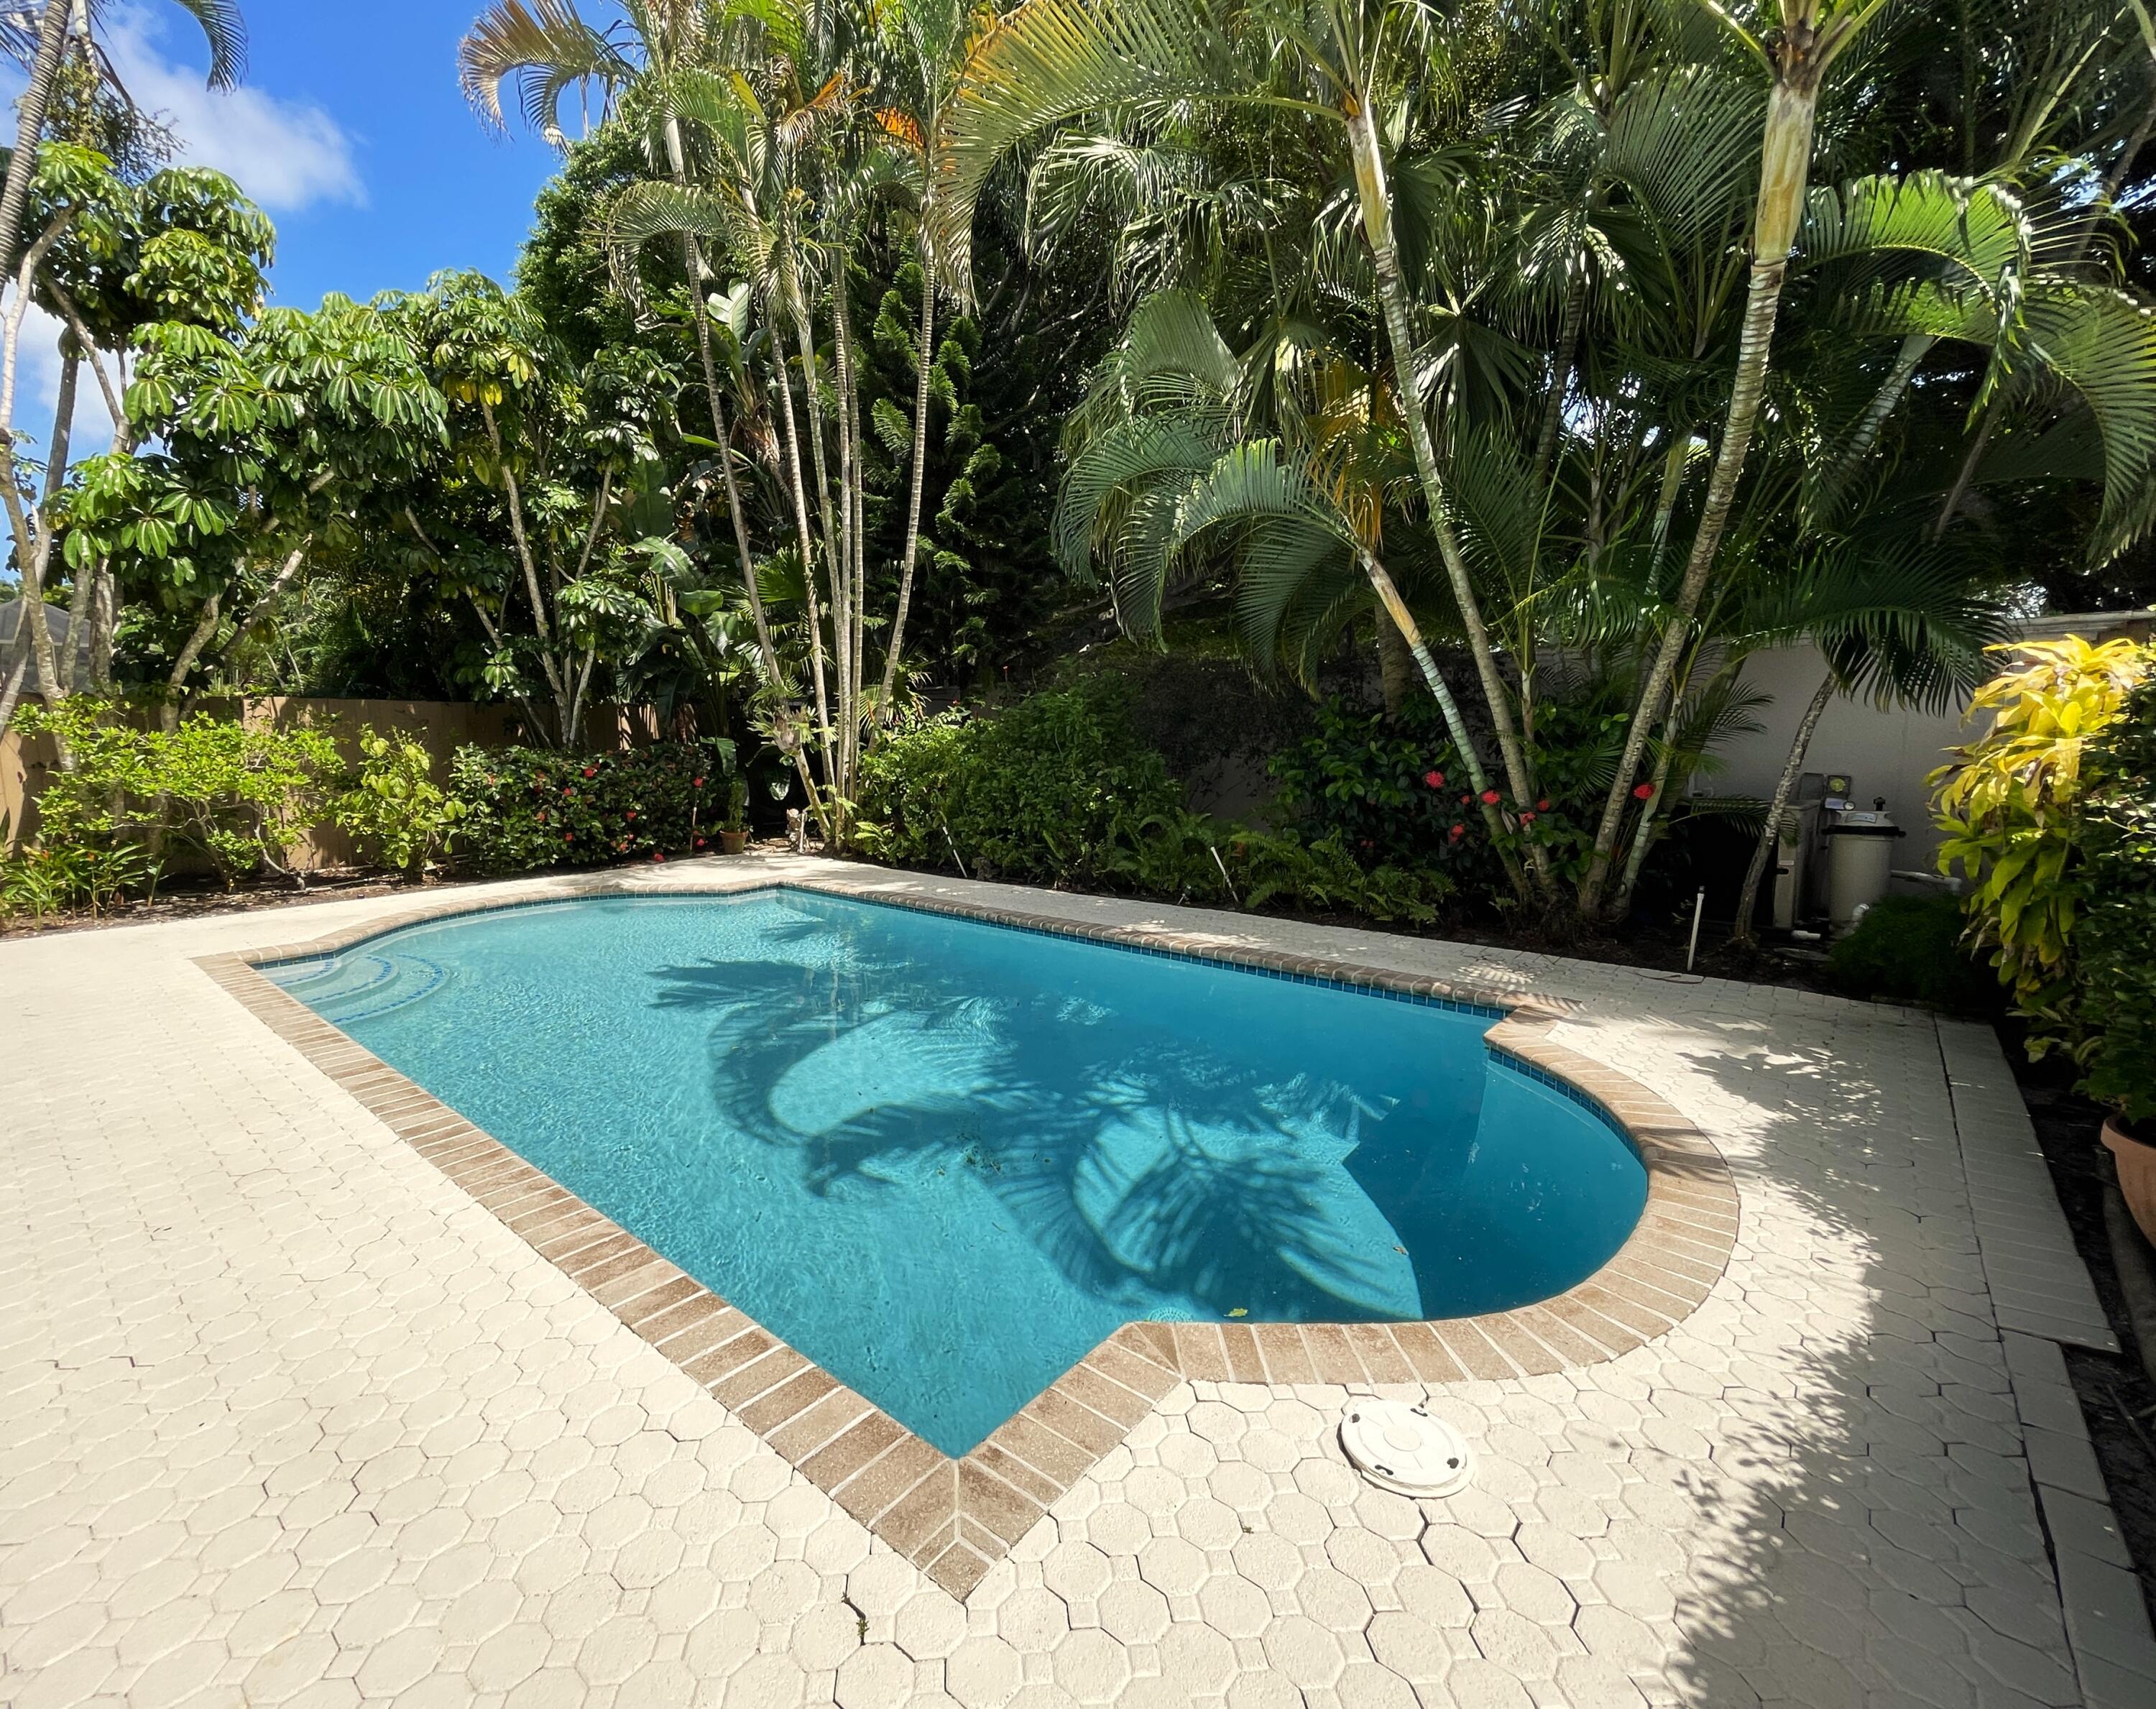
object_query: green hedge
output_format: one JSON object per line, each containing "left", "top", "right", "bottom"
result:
{"left": 448, "top": 740, "right": 735, "bottom": 874}
{"left": 1825, "top": 893, "right": 2000, "bottom": 1013}
{"left": 2078, "top": 683, "right": 2156, "bottom": 1123}
{"left": 856, "top": 681, "right": 1452, "bottom": 923}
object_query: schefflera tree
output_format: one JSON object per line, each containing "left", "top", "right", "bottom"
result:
{"left": 58, "top": 288, "right": 446, "bottom": 727}
{"left": 0, "top": 141, "right": 275, "bottom": 733}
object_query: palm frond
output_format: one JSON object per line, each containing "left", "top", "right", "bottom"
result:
{"left": 459, "top": 0, "right": 627, "bottom": 141}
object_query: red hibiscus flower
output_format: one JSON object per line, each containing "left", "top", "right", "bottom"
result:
{"left": 1520, "top": 811, "right": 1537, "bottom": 824}
{"left": 692, "top": 777, "right": 705, "bottom": 788}
{"left": 1633, "top": 782, "right": 1655, "bottom": 800}
{"left": 653, "top": 852, "right": 665, "bottom": 862}
{"left": 1480, "top": 789, "right": 1501, "bottom": 806}
{"left": 1449, "top": 824, "right": 1465, "bottom": 840}
{"left": 1424, "top": 770, "right": 1445, "bottom": 789}
{"left": 1536, "top": 798, "right": 1549, "bottom": 811}
{"left": 582, "top": 767, "right": 595, "bottom": 778}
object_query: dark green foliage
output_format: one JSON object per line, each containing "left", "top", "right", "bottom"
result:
{"left": 516, "top": 126, "right": 673, "bottom": 366}
{"left": 855, "top": 681, "right": 1451, "bottom": 923}
{"left": 2078, "top": 683, "right": 2156, "bottom": 1121}
{"left": 448, "top": 740, "right": 735, "bottom": 875}
{"left": 856, "top": 248, "right": 1102, "bottom": 688}
{"left": 1826, "top": 894, "right": 2001, "bottom": 1013}
{"left": 1270, "top": 692, "right": 1627, "bottom": 908}
{"left": 856, "top": 680, "right": 1181, "bottom": 885}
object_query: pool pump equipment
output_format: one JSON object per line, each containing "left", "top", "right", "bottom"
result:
{"left": 1338, "top": 1398, "right": 1473, "bottom": 1497}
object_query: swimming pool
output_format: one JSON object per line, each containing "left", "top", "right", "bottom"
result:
{"left": 269, "top": 888, "right": 1648, "bottom": 1455}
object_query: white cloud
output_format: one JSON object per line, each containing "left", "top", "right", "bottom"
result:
{"left": 102, "top": 6, "right": 363, "bottom": 213}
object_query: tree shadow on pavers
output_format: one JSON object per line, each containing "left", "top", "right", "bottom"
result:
{"left": 1636, "top": 1016, "right": 2080, "bottom": 1708}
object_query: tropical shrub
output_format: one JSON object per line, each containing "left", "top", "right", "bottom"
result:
{"left": 1825, "top": 894, "right": 1999, "bottom": 1013}
{"left": 448, "top": 739, "right": 736, "bottom": 874}
{"left": 856, "top": 681, "right": 1184, "bottom": 885}
{"left": 2074, "top": 683, "right": 2156, "bottom": 1124}
{"left": 333, "top": 730, "right": 467, "bottom": 879}
{"left": 11, "top": 700, "right": 342, "bottom": 890}
{"left": 857, "top": 682, "right": 1452, "bottom": 922}
{"left": 1270, "top": 694, "right": 1626, "bottom": 907}
{"left": 1932, "top": 638, "right": 2151, "bottom": 1046}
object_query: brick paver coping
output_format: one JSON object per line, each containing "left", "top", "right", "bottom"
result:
{"left": 198, "top": 875, "right": 1738, "bottom": 1599}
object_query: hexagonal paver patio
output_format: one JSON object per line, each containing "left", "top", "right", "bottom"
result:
{"left": 2, "top": 854, "right": 2148, "bottom": 1708}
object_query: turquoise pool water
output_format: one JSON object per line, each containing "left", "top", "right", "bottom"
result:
{"left": 270, "top": 889, "right": 1646, "bottom": 1454}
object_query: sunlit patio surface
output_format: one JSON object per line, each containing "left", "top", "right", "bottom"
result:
{"left": 4, "top": 855, "right": 2153, "bottom": 1709}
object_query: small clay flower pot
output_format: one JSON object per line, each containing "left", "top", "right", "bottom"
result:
{"left": 2101, "top": 1114, "right": 2156, "bottom": 1247}
{"left": 719, "top": 829, "right": 750, "bottom": 856}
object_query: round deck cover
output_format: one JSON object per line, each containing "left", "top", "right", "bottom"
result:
{"left": 1338, "top": 1398, "right": 1473, "bottom": 1497}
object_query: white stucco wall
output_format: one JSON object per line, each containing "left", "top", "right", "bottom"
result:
{"left": 1701, "top": 612, "right": 2152, "bottom": 873}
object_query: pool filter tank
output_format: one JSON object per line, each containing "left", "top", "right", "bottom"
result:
{"left": 1825, "top": 797, "right": 1905, "bottom": 929}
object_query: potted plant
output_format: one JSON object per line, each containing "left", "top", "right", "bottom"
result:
{"left": 719, "top": 776, "right": 750, "bottom": 855}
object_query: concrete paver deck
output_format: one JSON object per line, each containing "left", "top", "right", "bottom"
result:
{"left": 3, "top": 856, "right": 2150, "bottom": 1708}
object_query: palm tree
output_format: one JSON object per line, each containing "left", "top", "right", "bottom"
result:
{"left": 930, "top": 0, "right": 1568, "bottom": 895}
{"left": 1571, "top": 0, "right": 1892, "bottom": 918}
{"left": 1053, "top": 289, "right": 1533, "bottom": 895}
{"left": 865, "top": 0, "right": 987, "bottom": 722}
{"left": 0, "top": 0, "right": 243, "bottom": 306}
{"left": 1726, "top": 543, "right": 2009, "bottom": 944}
{"left": 460, "top": 0, "right": 833, "bottom": 809}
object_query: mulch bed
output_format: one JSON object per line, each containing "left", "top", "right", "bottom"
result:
{"left": 2020, "top": 1066, "right": 2156, "bottom": 1624}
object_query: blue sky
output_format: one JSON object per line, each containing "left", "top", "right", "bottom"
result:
{"left": 6, "top": 1, "right": 579, "bottom": 443}
{"left": 96, "top": 1, "right": 568, "bottom": 307}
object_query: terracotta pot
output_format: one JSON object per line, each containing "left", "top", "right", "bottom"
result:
{"left": 2102, "top": 1115, "right": 2156, "bottom": 1247}
{"left": 719, "top": 829, "right": 750, "bottom": 856}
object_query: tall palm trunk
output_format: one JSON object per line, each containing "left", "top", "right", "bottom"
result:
{"left": 0, "top": 0, "right": 70, "bottom": 313}
{"left": 662, "top": 116, "right": 823, "bottom": 827}
{"left": 1732, "top": 668, "right": 1838, "bottom": 946}
{"left": 1811, "top": 333, "right": 1932, "bottom": 522}
{"left": 1533, "top": 269, "right": 1588, "bottom": 481}
{"left": 1347, "top": 100, "right": 1549, "bottom": 901}
{"left": 880, "top": 247, "right": 937, "bottom": 719}
{"left": 479, "top": 397, "right": 573, "bottom": 743}
{"left": 1363, "top": 551, "right": 1524, "bottom": 895}
{"left": 771, "top": 295, "right": 839, "bottom": 807}
{"left": 1579, "top": 41, "right": 1828, "bottom": 919}
{"left": 831, "top": 262, "right": 869, "bottom": 801}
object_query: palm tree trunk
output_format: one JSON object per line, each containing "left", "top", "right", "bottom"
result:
{"left": 830, "top": 262, "right": 869, "bottom": 811}
{"left": 1347, "top": 101, "right": 1549, "bottom": 900}
{"left": 1578, "top": 60, "right": 1823, "bottom": 919}
{"left": 1732, "top": 668, "right": 1837, "bottom": 946}
{"left": 1814, "top": 333, "right": 1932, "bottom": 521}
{"left": 837, "top": 266, "right": 867, "bottom": 734}
{"left": 0, "top": 0, "right": 70, "bottom": 319}
{"left": 1533, "top": 269, "right": 1588, "bottom": 481}
{"left": 770, "top": 307, "right": 839, "bottom": 803}
{"left": 1376, "top": 615, "right": 1411, "bottom": 714}
{"left": 478, "top": 397, "right": 572, "bottom": 740}
{"left": 1362, "top": 552, "right": 1526, "bottom": 899}
{"left": 660, "top": 115, "right": 823, "bottom": 824}
{"left": 15, "top": 345, "right": 78, "bottom": 722}
{"left": 880, "top": 251, "right": 937, "bottom": 719}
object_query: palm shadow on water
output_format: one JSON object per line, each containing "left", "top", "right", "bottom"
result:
{"left": 647, "top": 924, "right": 1440, "bottom": 1326}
